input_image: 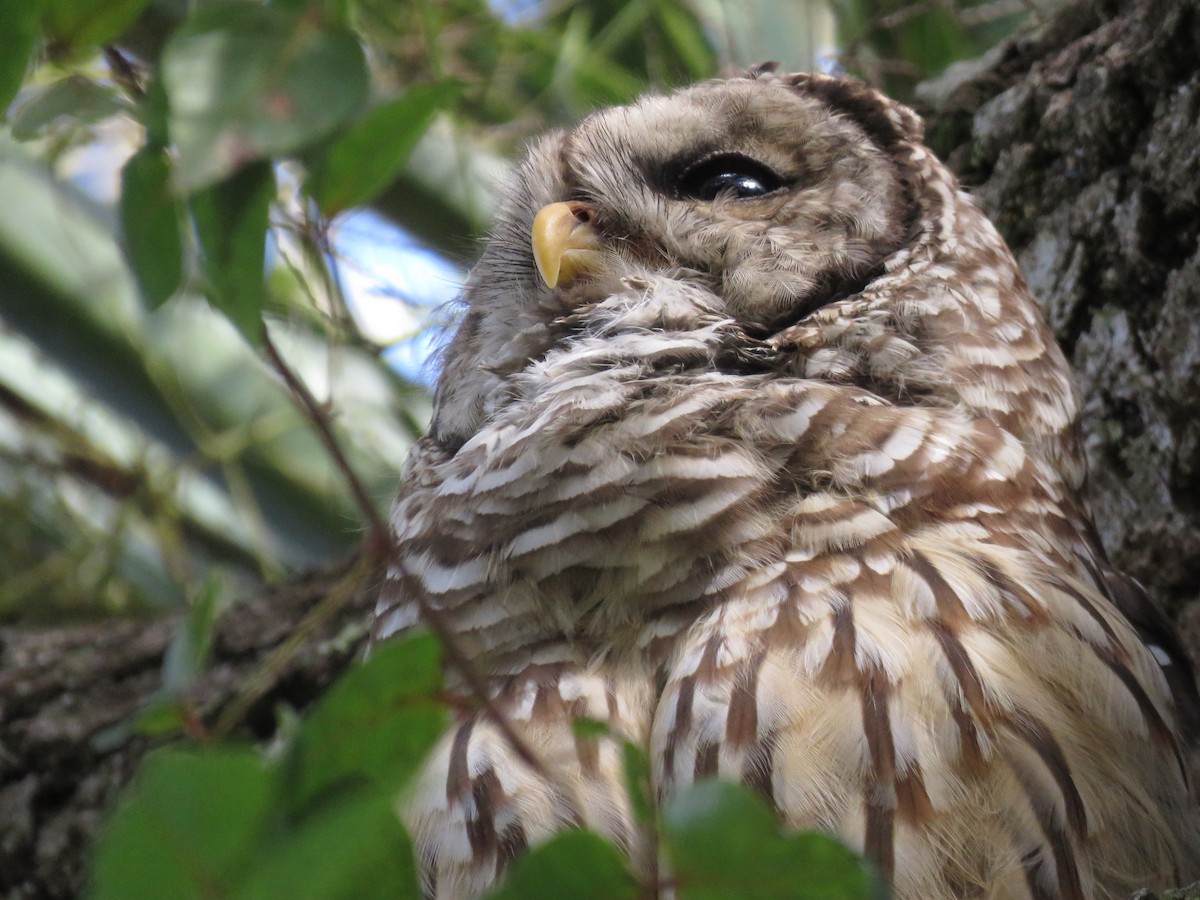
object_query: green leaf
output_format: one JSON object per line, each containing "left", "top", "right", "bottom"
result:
{"left": 0, "top": 1, "right": 39, "bottom": 116}
{"left": 9, "top": 75, "right": 125, "bottom": 141}
{"left": 622, "top": 740, "right": 654, "bottom": 826}
{"left": 98, "top": 578, "right": 224, "bottom": 743}
{"left": 129, "top": 695, "right": 190, "bottom": 738}
{"left": 139, "top": 77, "right": 171, "bottom": 148}
{"left": 896, "top": 9, "right": 973, "bottom": 79}
{"left": 162, "top": 4, "right": 369, "bottom": 191}
{"left": 90, "top": 747, "right": 276, "bottom": 900}
{"left": 234, "top": 793, "right": 420, "bottom": 900}
{"left": 653, "top": 3, "right": 716, "bottom": 80}
{"left": 284, "top": 632, "right": 447, "bottom": 813}
{"left": 161, "top": 574, "right": 224, "bottom": 691}
{"left": 571, "top": 715, "right": 611, "bottom": 739}
{"left": 487, "top": 831, "right": 640, "bottom": 900}
{"left": 92, "top": 696, "right": 189, "bottom": 752}
{"left": 189, "top": 161, "right": 275, "bottom": 341}
{"left": 663, "top": 781, "right": 881, "bottom": 900}
{"left": 120, "top": 145, "right": 184, "bottom": 309}
{"left": 308, "top": 81, "right": 461, "bottom": 217}
{"left": 41, "top": 0, "right": 151, "bottom": 57}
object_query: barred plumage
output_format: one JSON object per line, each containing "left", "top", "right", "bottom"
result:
{"left": 373, "top": 71, "right": 1200, "bottom": 898}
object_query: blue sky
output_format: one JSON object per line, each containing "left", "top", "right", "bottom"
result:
{"left": 331, "top": 208, "right": 465, "bottom": 387}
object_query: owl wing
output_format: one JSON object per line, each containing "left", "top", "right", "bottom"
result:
{"left": 652, "top": 381, "right": 1200, "bottom": 899}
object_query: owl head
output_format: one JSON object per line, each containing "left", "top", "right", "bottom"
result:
{"left": 431, "top": 71, "right": 1078, "bottom": 484}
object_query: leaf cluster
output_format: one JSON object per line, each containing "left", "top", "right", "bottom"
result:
{"left": 91, "top": 633, "right": 445, "bottom": 899}
{"left": 90, "top": 632, "right": 883, "bottom": 899}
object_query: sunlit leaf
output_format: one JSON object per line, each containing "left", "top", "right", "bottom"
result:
{"left": 487, "top": 831, "right": 639, "bottom": 900}
{"left": 0, "top": 1, "right": 38, "bottom": 115}
{"left": 90, "top": 748, "right": 276, "bottom": 899}
{"left": 234, "top": 794, "right": 420, "bottom": 900}
{"left": 663, "top": 781, "right": 882, "bottom": 900}
{"left": 309, "top": 81, "right": 462, "bottom": 216}
{"left": 9, "top": 75, "right": 125, "bottom": 141}
{"left": 41, "top": 0, "right": 151, "bottom": 58}
{"left": 189, "top": 161, "right": 275, "bottom": 341}
{"left": 284, "top": 632, "right": 447, "bottom": 813}
{"left": 162, "top": 4, "right": 369, "bottom": 191}
{"left": 120, "top": 145, "right": 184, "bottom": 309}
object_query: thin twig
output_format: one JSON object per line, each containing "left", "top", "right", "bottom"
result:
{"left": 411, "top": 594, "right": 553, "bottom": 778}
{"left": 103, "top": 46, "right": 146, "bottom": 101}
{"left": 260, "top": 326, "right": 562, "bottom": 788}
{"left": 260, "top": 329, "right": 391, "bottom": 553}
{"left": 837, "top": 53, "right": 924, "bottom": 79}
{"left": 957, "top": 0, "right": 1027, "bottom": 27}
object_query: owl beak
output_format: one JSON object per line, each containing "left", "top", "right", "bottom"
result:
{"left": 531, "top": 202, "right": 603, "bottom": 288}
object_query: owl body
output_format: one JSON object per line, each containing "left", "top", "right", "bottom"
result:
{"left": 374, "top": 73, "right": 1200, "bottom": 898}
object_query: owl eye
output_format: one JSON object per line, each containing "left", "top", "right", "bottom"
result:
{"left": 676, "top": 155, "right": 782, "bottom": 201}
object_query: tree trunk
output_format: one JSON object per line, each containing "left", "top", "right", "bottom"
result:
{"left": 920, "top": 0, "right": 1200, "bottom": 647}
{"left": 4, "top": 0, "right": 1200, "bottom": 895}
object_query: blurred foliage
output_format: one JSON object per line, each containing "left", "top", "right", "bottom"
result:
{"left": 90, "top": 631, "right": 883, "bottom": 899}
{"left": 91, "top": 634, "right": 445, "bottom": 900}
{"left": 2, "top": 0, "right": 1035, "bottom": 896}
{"left": 832, "top": 0, "right": 1036, "bottom": 99}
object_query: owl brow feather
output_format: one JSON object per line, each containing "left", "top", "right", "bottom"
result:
{"left": 787, "top": 73, "right": 924, "bottom": 148}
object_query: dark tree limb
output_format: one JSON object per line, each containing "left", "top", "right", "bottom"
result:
{"left": 4, "top": 0, "right": 1200, "bottom": 896}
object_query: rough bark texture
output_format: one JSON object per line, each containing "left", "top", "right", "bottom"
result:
{"left": 0, "top": 563, "right": 379, "bottom": 898}
{"left": 3, "top": 1, "right": 1200, "bottom": 895}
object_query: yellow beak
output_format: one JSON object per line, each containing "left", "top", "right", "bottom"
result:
{"left": 531, "top": 202, "right": 603, "bottom": 289}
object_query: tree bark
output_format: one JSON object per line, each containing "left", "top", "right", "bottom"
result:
{"left": 4, "top": 0, "right": 1200, "bottom": 895}
{"left": 919, "top": 0, "right": 1200, "bottom": 646}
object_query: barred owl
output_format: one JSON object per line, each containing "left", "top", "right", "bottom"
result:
{"left": 373, "top": 70, "right": 1200, "bottom": 899}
